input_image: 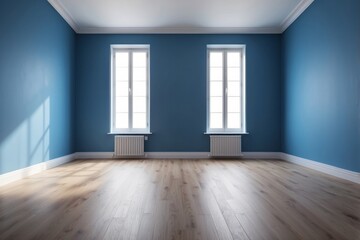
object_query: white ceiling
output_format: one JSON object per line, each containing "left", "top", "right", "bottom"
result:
{"left": 48, "top": 0, "right": 314, "bottom": 34}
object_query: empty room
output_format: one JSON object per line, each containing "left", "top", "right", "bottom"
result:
{"left": 0, "top": 0, "right": 359, "bottom": 239}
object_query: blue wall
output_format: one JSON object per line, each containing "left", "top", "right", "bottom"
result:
{"left": 4, "top": 0, "right": 355, "bottom": 174}
{"left": 75, "top": 34, "right": 282, "bottom": 152}
{"left": 282, "top": 0, "right": 360, "bottom": 172}
{"left": 0, "top": 0, "right": 76, "bottom": 174}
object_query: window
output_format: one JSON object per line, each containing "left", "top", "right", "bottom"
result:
{"left": 207, "top": 45, "right": 246, "bottom": 133}
{"left": 110, "top": 45, "right": 150, "bottom": 133}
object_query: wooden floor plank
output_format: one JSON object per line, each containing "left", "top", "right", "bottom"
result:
{"left": 0, "top": 159, "right": 359, "bottom": 240}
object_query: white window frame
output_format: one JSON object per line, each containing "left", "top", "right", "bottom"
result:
{"left": 110, "top": 44, "right": 150, "bottom": 134}
{"left": 206, "top": 44, "right": 247, "bottom": 134}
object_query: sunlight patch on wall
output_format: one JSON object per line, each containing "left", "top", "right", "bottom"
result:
{"left": 0, "top": 97, "right": 50, "bottom": 173}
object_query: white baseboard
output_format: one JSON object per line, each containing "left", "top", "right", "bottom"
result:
{"left": 0, "top": 153, "right": 76, "bottom": 187}
{"left": 74, "top": 151, "right": 281, "bottom": 160}
{"left": 280, "top": 153, "right": 360, "bottom": 184}
{"left": 2, "top": 151, "right": 358, "bottom": 187}
{"left": 74, "top": 151, "right": 359, "bottom": 184}
{"left": 147, "top": 152, "right": 281, "bottom": 159}
{"left": 242, "top": 152, "right": 282, "bottom": 159}
{"left": 145, "top": 152, "right": 209, "bottom": 159}
{"left": 75, "top": 152, "right": 210, "bottom": 159}
{"left": 74, "top": 152, "right": 114, "bottom": 159}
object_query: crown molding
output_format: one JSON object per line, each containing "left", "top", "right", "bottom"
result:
{"left": 77, "top": 27, "right": 282, "bottom": 34}
{"left": 48, "top": 0, "right": 313, "bottom": 34}
{"left": 281, "top": 0, "right": 315, "bottom": 32}
{"left": 48, "top": 0, "right": 79, "bottom": 32}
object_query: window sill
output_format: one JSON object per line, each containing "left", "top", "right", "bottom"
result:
{"left": 204, "top": 132, "right": 249, "bottom": 135}
{"left": 108, "top": 132, "right": 152, "bottom": 135}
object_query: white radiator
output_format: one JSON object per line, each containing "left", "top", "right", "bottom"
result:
{"left": 114, "top": 136, "right": 144, "bottom": 157}
{"left": 210, "top": 135, "right": 242, "bottom": 157}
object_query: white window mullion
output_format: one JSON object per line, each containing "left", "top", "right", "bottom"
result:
{"left": 112, "top": 52, "right": 116, "bottom": 131}
{"left": 239, "top": 49, "right": 243, "bottom": 131}
{"left": 129, "top": 51, "right": 133, "bottom": 129}
{"left": 207, "top": 50, "right": 210, "bottom": 131}
{"left": 241, "top": 49, "right": 246, "bottom": 132}
{"left": 223, "top": 50, "right": 228, "bottom": 131}
{"left": 146, "top": 50, "right": 150, "bottom": 128}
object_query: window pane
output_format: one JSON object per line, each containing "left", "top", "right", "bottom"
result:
{"left": 227, "top": 112, "right": 241, "bottom": 129}
{"left": 210, "top": 67, "right": 223, "bottom": 81}
{"left": 133, "top": 113, "right": 147, "bottom": 128}
{"left": 133, "top": 67, "right": 146, "bottom": 81}
{"left": 210, "top": 81, "right": 223, "bottom": 97}
{"left": 210, "top": 113, "right": 223, "bottom": 128}
{"left": 115, "top": 113, "right": 128, "bottom": 128}
{"left": 227, "top": 52, "right": 241, "bottom": 67}
{"left": 116, "top": 97, "right": 128, "bottom": 113}
{"left": 133, "top": 81, "right": 146, "bottom": 97}
{"left": 227, "top": 67, "right": 240, "bottom": 81}
{"left": 133, "top": 96, "right": 147, "bottom": 113}
{"left": 116, "top": 67, "right": 129, "bottom": 81}
{"left": 116, "top": 81, "right": 128, "bottom": 97}
{"left": 115, "top": 52, "right": 129, "bottom": 67}
{"left": 112, "top": 47, "right": 150, "bottom": 132}
{"left": 133, "top": 52, "right": 147, "bottom": 67}
{"left": 228, "top": 82, "right": 240, "bottom": 96}
{"left": 210, "top": 52, "right": 223, "bottom": 67}
{"left": 210, "top": 96, "right": 223, "bottom": 113}
{"left": 227, "top": 97, "right": 241, "bottom": 113}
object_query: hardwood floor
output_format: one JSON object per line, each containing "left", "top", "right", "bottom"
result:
{"left": 0, "top": 159, "right": 359, "bottom": 240}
